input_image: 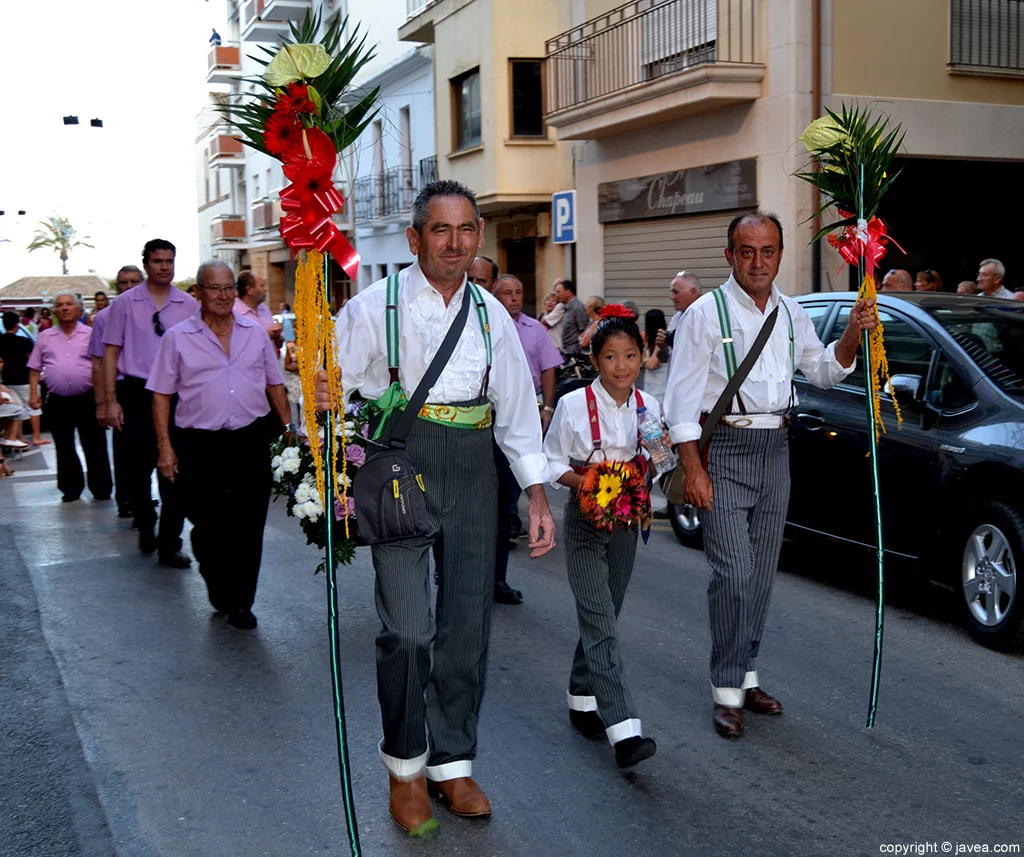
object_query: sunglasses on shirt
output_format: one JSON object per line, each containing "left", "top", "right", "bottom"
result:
{"left": 153, "top": 311, "right": 164, "bottom": 337}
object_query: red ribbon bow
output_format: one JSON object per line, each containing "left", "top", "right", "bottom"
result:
{"left": 826, "top": 212, "right": 904, "bottom": 279}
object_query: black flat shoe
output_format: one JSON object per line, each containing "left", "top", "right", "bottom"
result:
{"left": 117, "top": 506, "right": 133, "bottom": 518}
{"left": 227, "top": 608, "right": 257, "bottom": 630}
{"left": 493, "top": 581, "right": 523, "bottom": 604}
{"left": 569, "top": 709, "right": 605, "bottom": 740}
{"left": 614, "top": 736, "right": 656, "bottom": 768}
{"left": 158, "top": 551, "right": 191, "bottom": 569}
{"left": 139, "top": 528, "right": 157, "bottom": 555}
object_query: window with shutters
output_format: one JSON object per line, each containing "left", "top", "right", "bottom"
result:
{"left": 949, "top": 0, "right": 1024, "bottom": 74}
{"left": 642, "top": 0, "right": 717, "bottom": 80}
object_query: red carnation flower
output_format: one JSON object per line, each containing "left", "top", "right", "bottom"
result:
{"left": 264, "top": 112, "right": 302, "bottom": 158}
{"left": 599, "top": 303, "right": 636, "bottom": 320}
{"left": 276, "top": 82, "right": 318, "bottom": 118}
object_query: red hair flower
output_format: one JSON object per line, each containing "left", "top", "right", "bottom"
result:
{"left": 264, "top": 111, "right": 302, "bottom": 158}
{"left": 275, "top": 82, "right": 318, "bottom": 118}
{"left": 599, "top": 303, "right": 636, "bottom": 320}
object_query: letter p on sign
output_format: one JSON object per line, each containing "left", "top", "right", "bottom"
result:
{"left": 552, "top": 190, "right": 576, "bottom": 244}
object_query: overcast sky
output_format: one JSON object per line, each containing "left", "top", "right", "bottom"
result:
{"left": 0, "top": 0, "right": 223, "bottom": 285}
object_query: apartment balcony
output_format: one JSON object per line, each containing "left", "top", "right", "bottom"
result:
{"left": 399, "top": 0, "right": 443, "bottom": 43}
{"left": 209, "top": 134, "right": 246, "bottom": 167}
{"left": 213, "top": 214, "right": 246, "bottom": 243}
{"left": 354, "top": 167, "right": 417, "bottom": 224}
{"left": 544, "top": 0, "right": 764, "bottom": 140}
{"left": 207, "top": 45, "right": 242, "bottom": 84}
{"left": 241, "top": 0, "right": 308, "bottom": 42}
{"left": 251, "top": 196, "right": 283, "bottom": 233}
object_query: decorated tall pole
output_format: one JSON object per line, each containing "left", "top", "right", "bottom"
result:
{"left": 795, "top": 105, "right": 905, "bottom": 727}
{"left": 220, "top": 10, "right": 379, "bottom": 853}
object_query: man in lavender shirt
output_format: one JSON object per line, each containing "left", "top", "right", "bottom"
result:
{"left": 234, "top": 271, "right": 283, "bottom": 346}
{"left": 103, "top": 239, "right": 198, "bottom": 567}
{"left": 90, "top": 264, "right": 143, "bottom": 517}
{"left": 28, "top": 291, "right": 112, "bottom": 503}
{"left": 492, "top": 274, "right": 563, "bottom": 604}
{"left": 148, "top": 261, "right": 290, "bottom": 630}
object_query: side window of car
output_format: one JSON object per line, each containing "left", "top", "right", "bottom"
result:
{"left": 929, "top": 353, "right": 975, "bottom": 411}
{"left": 831, "top": 307, "right": 934, "bottom": 393}
{"left": 794, "top": 304, "right": 831, "bottom": 382}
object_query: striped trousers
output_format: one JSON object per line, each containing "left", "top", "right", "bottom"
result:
{"left": 699, "top": 425, "right": 790, "bottom": 706}
{"left": 370, "top": 411, "right": 497, "bottom": 782}
{"left": 564, "top": 483, "right": 642, "bottom": 744}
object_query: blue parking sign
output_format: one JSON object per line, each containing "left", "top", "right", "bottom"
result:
{"left": 552, "top": 190, "right": 576, "bottom": 244}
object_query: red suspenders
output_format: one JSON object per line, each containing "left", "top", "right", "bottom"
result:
{"left": 575, "top": 386, "right": 647, "bottom": 477}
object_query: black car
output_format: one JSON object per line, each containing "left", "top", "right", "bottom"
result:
{"left": 668, "top": 292, "right": 1024, "bottom": 650}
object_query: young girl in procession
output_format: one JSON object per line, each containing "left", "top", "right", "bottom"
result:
{"left": 544, "top": 305, "right": 661, "bottom": 769}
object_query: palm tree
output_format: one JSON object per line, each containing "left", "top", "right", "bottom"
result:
{"left": 27, "top": 216, "right": 94, "bottom": 275}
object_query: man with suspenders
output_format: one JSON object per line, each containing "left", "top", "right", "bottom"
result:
{"left": 664, "top": 211, "right": 876, "bottom": 738}
{"left": 317, "top": 180, "right": 555, "bottom": 834}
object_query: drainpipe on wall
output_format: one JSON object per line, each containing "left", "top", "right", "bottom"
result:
{"left": 811, "top": 0, "right": 823, "bottom": 292}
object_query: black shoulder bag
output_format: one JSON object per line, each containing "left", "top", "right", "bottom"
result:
{"left": 352, "top": 287, "right": 472, "bottom": 544}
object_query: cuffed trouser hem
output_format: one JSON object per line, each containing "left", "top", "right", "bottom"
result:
{"left": 712, "top": 671, "right": 759, "bottom": 706}
{"left": 425, "top": 760, "right": 472, "bottom": 782}
{"left": 378, "top": 741, "right": 428, "bottom": 781}
{"left": 567, "top": 691, "right": 598, "bottom": 712}
{"left": 605, "top": 718, "right": 642, "bottom": 745}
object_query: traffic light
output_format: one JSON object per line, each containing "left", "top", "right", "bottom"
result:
{"left": 63, "top": 115, "right": 79, "bottom": 125}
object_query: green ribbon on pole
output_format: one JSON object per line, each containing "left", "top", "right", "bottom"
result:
{"left": 321, "top": 252, "right": 362, "bottom": 855}
{"left": 858, "top": 164, "right": 885, "bottom": 729}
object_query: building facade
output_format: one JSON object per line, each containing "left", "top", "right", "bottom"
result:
{"left": 534, "top": 0, "right": 1024, "bottom": 317}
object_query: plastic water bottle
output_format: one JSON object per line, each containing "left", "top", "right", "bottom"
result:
{"left": 637, "top": 406, "right": 677, "bottom": 475}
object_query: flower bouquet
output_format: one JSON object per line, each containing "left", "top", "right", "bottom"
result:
{"left": 578, "top": 460, "right": 652, "bottom": 534}
{"left": 270, "top": 402, "right": 370, "bottom": 572}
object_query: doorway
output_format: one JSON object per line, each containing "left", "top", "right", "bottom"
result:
{"left": 502, "top": 239, "right": 537, "bottom": 316}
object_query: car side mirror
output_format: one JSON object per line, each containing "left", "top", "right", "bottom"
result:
{"left": 887, "top": 374, "right": 924, "bottom": 401}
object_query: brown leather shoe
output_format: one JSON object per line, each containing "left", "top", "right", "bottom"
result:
{"left": 389, "top": 774, "right": 439, "bottom": 836}
{"left": 427, "top": 776, "right": 492, "bottom": 818}
{"left": 744, "top": 687, "right": 783, "bottom": 715}
{"left": 713, "top": 704, "right": 744, "bottom": 738}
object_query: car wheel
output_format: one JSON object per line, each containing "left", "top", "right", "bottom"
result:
{"left": 668, "top": 502, "right": 703, "bottom": 550}
{"left": 958, "top": 501, "right": 1024, "bottom": 650}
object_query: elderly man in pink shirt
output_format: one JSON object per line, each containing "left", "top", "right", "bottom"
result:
{"left": 89, "top": 264, "right": 144, "bottom": 518}
{"left": 103, "top": 239, "right": 198, "bottom": 567}
{"left": 234, "top": 271, "right": 283, "bottom": 345}
{"left": 28, "top": 291, "right": 112, "bottom": 503}
{"left": 149, "top": 260, "right": 290, "bottom": 630}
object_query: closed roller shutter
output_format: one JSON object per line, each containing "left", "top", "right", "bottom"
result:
{"left": 602, "top": 211, "right": 748, "bottom": 315}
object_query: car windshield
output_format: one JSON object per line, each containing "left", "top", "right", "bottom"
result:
{"left": 923, "top": 304, "right": 1024, "bottom": 397}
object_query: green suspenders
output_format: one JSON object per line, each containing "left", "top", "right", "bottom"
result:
{"left": 384, "top": 274, "right": 493, "bottom": 376}
{"left": 711, "top": 287, "right": 795, "bottom": 381}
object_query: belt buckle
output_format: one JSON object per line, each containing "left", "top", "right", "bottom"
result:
{"left": 729, "top": 417, "right": 754, "bottom": 428}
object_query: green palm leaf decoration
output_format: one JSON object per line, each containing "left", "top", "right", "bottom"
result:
{"left": 216, "top": 9, "right": 380, "bottom": 157}
{"left": 794, "top": 103, "right": 905, "bottom": 242}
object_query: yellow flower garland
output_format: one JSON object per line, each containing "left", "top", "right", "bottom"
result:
{"left": 856, "top": 274, "right": 903, "bottom": 440}
{"left": 294, "top": 249, "right": 350, "bottom": 537}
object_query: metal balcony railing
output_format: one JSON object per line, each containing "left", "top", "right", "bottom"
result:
{"left": 545, "top": 0, "right": 758, "bottom": 115}
{"left": 950, "top": 0, "right": 1023, "bottom": 72}
{"left": 354, "top": 167, "right": 417, "bottom": 223}
{"left": 418, "top": 155, "right": 438, "bottom": 188}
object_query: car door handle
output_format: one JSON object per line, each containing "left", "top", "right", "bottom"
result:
{"left": 796, "top": 412, "right": 825, "bottom": 430}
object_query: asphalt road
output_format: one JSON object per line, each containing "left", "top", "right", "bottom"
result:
{"left": 2, "top": 464, "right": 1023, "bottom": 857}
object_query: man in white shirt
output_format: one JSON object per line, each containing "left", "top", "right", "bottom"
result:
{"left": 316, "top": 180, "right": 555, "bottom": 834}
{"left": 657, "top": 270, "right": 702, "bottom": 363}
{"left": 977, "top": 258, "right": 1013, "bottom": 299}
{"left": 664, "top": 211, "right": 876, "bottom": 739}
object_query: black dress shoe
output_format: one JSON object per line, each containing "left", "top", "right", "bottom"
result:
{"left": 117, "top": 505, "right": 133, "bottom": 519}
{"left": 61, "top": 495, "right": 81, "bottom": 503}
{"left": 615, "top": 736, "right": 657, "bottom": 768}
{"left": 227, "top": 608, "right": 258, "bottom": 630}
{"left": 744, "top": 687, "right": 783, "bottom": 715}
{"left": 713, "top": 705, "right": 744, "bottom": 738}
{"left": 139, "top": 528, "right": 157, "bottom": 555}
{"left": 494, "top": 581, "right": 523, "bottom": 604}
{"left": 158, "top": 551, "right": 192, "bottom": 569}
{"left": 569, "top": 709, "right": 605, "bottom": 739}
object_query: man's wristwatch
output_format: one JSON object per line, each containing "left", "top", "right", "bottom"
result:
{"left": 542, "top": 405, "right": 555, "bottom": 414}
{"left": 283, "top": 422, "right": 297, "bottom": 433}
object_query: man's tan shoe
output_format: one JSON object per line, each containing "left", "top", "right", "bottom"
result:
{"left": 389, "top": 774, "right": 439, "bottom": 837}
{"left": 427, "top": 776, "right": 492, "bottom": 818}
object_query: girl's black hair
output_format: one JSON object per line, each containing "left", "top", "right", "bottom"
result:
{"left": 644, "top": 308, "right": 667, "bottom": 355}
{"left": 591, "top": 313, "right": 644, "bottom": 358}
